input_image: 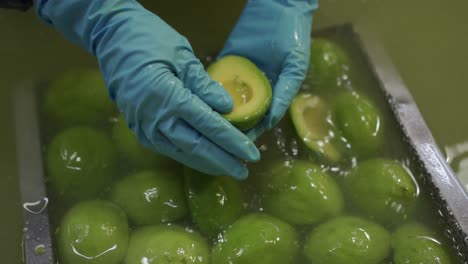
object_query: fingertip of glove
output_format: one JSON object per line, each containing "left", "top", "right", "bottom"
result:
{"left": 231, "top": 165, "right": 249, "bottom": 181}
{"left": 265, "top": 117, "right": 278, "bottom": 131}
{"left": 264, "top": 103, "right": 287, "bottom": 131}
{"left": 247, "top": 122, "right": 267, "bottom": 142}
{"left": 245, "top": 141, "right": 261, "bottom": 162}
{"left": 215, "top": 83, "right": 234, "bottom": 113}
{"left": 203, "top": 80, "right": 233, "bottom": 113}
{"left": 220, "top": 94, "right": 234, "bottom": 113}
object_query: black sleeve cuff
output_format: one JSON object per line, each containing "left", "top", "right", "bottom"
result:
{"left": 0, "top": 0, "right": 33, "bottom": 11}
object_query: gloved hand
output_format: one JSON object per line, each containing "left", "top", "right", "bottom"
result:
{"left": 35, "top": 0, "right": 260, "bottom": 180}
{"left": 219, "top": 0, "right": 318, "bottom": 140}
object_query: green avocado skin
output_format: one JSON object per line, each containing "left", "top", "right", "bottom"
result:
{"left": 305, "top": 38, "right": 352, "bottom": 95}
{"left": 211, "top": 214, "right": 299, "bottom": 264}
{"left": 112, "top": 116, "right": 178, "bottom": 170}
{"left": 392, "top": 222, "right": 453, "bottom": 264}
{"left": 260, "top": 160, "right": 344, "bottom": 225}
{"left": 110, "top": 170, "right": 188, "bottom": 226}
{"left": 46, "top": 127, "right": 117, "bottom": 204}
{"left": 124, "top": 225, "right": 210, "bottom": 264}
{"left": 184, "top": 168, "right": 243, "bottom": 237}
{"left": 334, "top": 91, "right": 383, "bottom": 157}
{"left": 44, "top": 69, "right": 116, "bottom": 129}
{"left": 58, "top": 200, "right": 129, "bottom": 264}
{"left": 344, "top": 158, "right": 418, "bottom": 226}
{"left": 304, "top": 216, "right": 391, "bottom": 264}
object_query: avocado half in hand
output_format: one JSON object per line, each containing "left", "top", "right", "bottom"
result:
{"left": 208, "top": 55, "right": 272, "bottom": 131}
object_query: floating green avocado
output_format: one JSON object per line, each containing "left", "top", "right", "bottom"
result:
{"left": 58, "top": 200, "right": 129, "bottom": 264}
{"left": 112, "top": 116, "right": 178, "bottom": 170}
{"left": 110, "top": 170, "right": 188, "bottom": 225}
{"left": 260, "top": 160, "right": 344, "bottom": 225}
{"left": 207, "top": 55, "right": 272, "bottom": 131}
{"left": 290, "top": 93, "right": 347, "bottom": 162}
{"left": 305, "top": 38, "right": 352, "bottom": 95}
{"left": 304, "top": 216, "right": 391, "bottom": 264}
{"left": 392, "top": 222, "right": 453, "bottom": 264}
{"left": 46, "top": 127, "right": 116, "bottom": 204}
{"left": 44, "top": 69, "right": 116, "bottom": 129}
{"left": 334, "top": 91, "right": 383, "bottom": 157}
{"left": 124, "top": 225, "right": 209, "bottom": 264}
{"left": 344, "top": 158, "right": 418, "bottom": 226}
{"left": 211, "top": 214, "right": 299, "bottom": 264}
{"left": 184, "top": 168, "right": 243, "bottom": 236}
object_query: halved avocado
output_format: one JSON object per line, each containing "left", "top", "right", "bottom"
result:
{"left": 208, "top": 55, "right": 272, "bottom": 131}
{"left": 290, "top": 93, "right": 345, "bottom": 162}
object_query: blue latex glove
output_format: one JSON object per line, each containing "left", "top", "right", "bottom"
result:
{"left": 219, "top": 0, "right": 318, "bottom": 140}
{"left": 35, "top": 0, "right": 260, "bottom": 180}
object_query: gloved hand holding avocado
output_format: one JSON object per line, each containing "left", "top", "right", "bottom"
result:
{"left": 31, "top": 0, "right": 318, "bottom": 180}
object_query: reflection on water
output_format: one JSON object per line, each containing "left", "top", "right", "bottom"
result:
{"left": 71, "top": 244, "right": 118, "bottom": 260}
{"left": 445, "top": 140, "right": 468, "bottom": 191}
{"left": 34, "top": 244, "right": 46, "bottom": 256}
{"left": 23, "top": 197, "right": 49, "bottom": 215}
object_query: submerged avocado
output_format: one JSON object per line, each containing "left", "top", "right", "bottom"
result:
{"left": 305, "top": 38, "right": 352, "bottom": 95}
{"left": 46, "top": 127, "right": 116, "bottom": 204}
{"left": 208, "top": 55, "right": 272, "bottom": 130}
{"left": 184, "top": 168, "right": 244, "bottom": 237}
{"left": 58, "top": 200, "right": 129, "bottom": 264}
{"left": 344, "top": 159, "right": 418, "bottom": 226}
{"left": 260, "top": 160, "right": 344, "bottom": 225}
{"left": 392, "top": 222, "right": 453, "bottom": 264}
{"left": 112, "top": 115, "right": 178, "bottom": 170}
{"left": 44, "top": 69, "right": 116, "bottom": 129}
{"left": 124, "top": 225, "right": 209, "bottom": 264}
{"left": 290, "top": 93, "right": 347, "bottom": 162}
{"left": 211, "top": 214, "right": 299, "bottom": 264}
{"left": 109, "top": 170, "right": 188, "bottom": 225}
{"left": 304, "top": 216, "right": 391, "bottom": 264}
{"left": 334, "top": 91, "right": 383, "bottom": 157}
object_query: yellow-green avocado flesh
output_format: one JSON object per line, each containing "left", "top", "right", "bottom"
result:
{"left": 290, "top": 93, "right": 343, "bottom": 162}
{"left": 208, "top": 55, "right": 272, "bottom": 131}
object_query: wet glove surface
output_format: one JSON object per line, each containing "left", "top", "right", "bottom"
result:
{"left": 219, "top": 0, "right": 318, "bottom": 140}
{"left": 35, "top": 0, "right": 260, "bottom": 180}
